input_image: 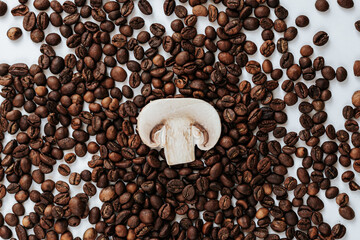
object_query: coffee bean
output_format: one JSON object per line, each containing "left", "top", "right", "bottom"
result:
{"left": 352, "top": 90, "right": 360, "bottom": 107}
{"left": 83, "top": 182, "right": 97, "bottom": 196}
{"left": 313, "top": 31, "right": 329, "bottom": 46}
{"left": 354, "top": 60, "right": 360, "bottom": 77}
{"left": 69, "top": 172, "right": 81, "bottom": 185}
{"left": 45, "top": 33, "right": 61, "bottom": 46}
{"left": 37, "top": 12, "right": 49, "bottom": 30}
{"left": 296, "top": 15, "right": 309, "bottom": 27}
{"left": 336, "top": 193, "right": 349, "bottom": 207}
{"left": 337, "top": 0, "right": 354, "bottom": 8}
{"left": 332, "top": 224, "right": 347, "bottom": 239}
{"left": 111, "top": 66, "right": 127, "bottom": 82}
{"left": 0, "top": 226, "right": 12, "bottom": 238}
{"left": 325, "top": 187, "right": 339, "bottom": 199}
{"left": 163, "top": 0, "right": 175, "bottom": 16}
{"left": 7, "top": 27, "right": 22, "bottom": 40}
{"left": 23, "top": 12, "right": 36, "bottom": 31}
{"left": 30, "top": 29, "right": 45, "bottom": 43}
{"left": 138, "top": 0, "right": 152, "bottom": 15}
{"left": 69, "top": 197, "right": 86, "bottom": 217}
{"left": 11, "top": 4, "right": 29, "bottom": 16}
{"left": 355, "top": 20, "right": 360, "bottom": 32}
{"left": 174, "top": 5, "right": 187, "bottom": 18}
{"left": 315, "top": 0, "right": 329, "bottom": 12}
{"left": 336, "top": 66, "right": 348, "bottom": 82}
{"left": 339, "top": 206, "right": 355, "bottom": 220}
{"left": 33, "top": 0, "right": 50, "bottom": 10}
{"left": 0, "top": 1, "right": 7, "bottom": 16}
{"left": 129, "top": 17, "right": 145, "bottom": 30}
{"left": 167, "top": 179, "right": 184, "bottom": 194}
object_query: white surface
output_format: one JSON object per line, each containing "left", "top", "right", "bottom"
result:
{"left": 0, "top": 0, "right": 359, "bottom": 239}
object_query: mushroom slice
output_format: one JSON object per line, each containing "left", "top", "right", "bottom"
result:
{"left": 137, "top": 98, "right": 221, "bottom": 166}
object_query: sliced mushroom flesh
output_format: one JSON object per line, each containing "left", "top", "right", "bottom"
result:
{"left": 137, "top": 98, "right": 221, "bottom": 165}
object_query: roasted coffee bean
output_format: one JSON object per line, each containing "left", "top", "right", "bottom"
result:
{"left": 33, "top": 0, "right": 50, "bottom": 10}
{"left": 313, "top": 31, "right": 329, "bottom": 46}
{"left": 339, "top": 206, "right": 355, "bottom": 220}
{"left": 338, "top": 0, "right": 354, "bottom": 8}
{"left": 11, "top": 4, "right": 29, "bottom": 16}
{"left": 163, "top": 0, "right": 175, "bottom": 16}
{"left": 0, "top": 1, "right": 7, "bottom": 16}
{"left": 352, "top": 90, "right": 360, "bottom": 107}
{"left": 336, "top": 67, "right": 348, "bottom": 82}
{"left": 69, "top": 197, "right": 86, "bottom": 217}
{"left": 30, "top": 29, "right": 45, "bottom": 43}
{"left": 45, "top": 33, "right": 61, "bottom": 46}
{"left": 315, "top": 0, "right": 329, "bottom": 12}
{"left": 7, "top": 27, "right": 22, "bottom": 40}
{"left": 69, "top": 172, "right": 81, "bottom": 185}
{"left": 332, "top": 224, "right": 347, "bottom": 239}
{"left": 23, "top": 12, "right": 36, "bottom": 31}
{"left": 138, "top": 0, "right": 152, "bottom": 15}
{"left": 296, "top": 15, "right": 309, "bottom": 27}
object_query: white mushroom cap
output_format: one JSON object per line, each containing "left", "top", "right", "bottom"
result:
{"left": 137, "top": 98, "right": 221, "bottom": 165}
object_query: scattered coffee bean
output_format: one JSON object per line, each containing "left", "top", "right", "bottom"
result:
{"left": 315, "top": 0, "right": 330, "bottom": 12}
{"left": 354, "top": 60, "right": 360, "bottom": 76}
{"left": 313, "top": 31, "right": 329, "bottom": 46}
{"left": 355, "top": 20, "right": 360, "bottom": 32}
{"left": 352, "top": 90, "right": 360, "bottom": 107}
{"left": 337, "top": 0, "right": 354, "bottom": 8}
{"left": 296, "top": 15, "right": 309, "bottom": 27}
{"left": 0, "top": 1, "right": 7, "bottom": 16}
{"left": 7, "top": 27, "right": 22, "bottom": 40}
{"left": 339, "top": 206, "right": 355, "bottom": 220}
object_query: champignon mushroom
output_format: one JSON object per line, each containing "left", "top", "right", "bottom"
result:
{"left": 137, "top": 98, "right": 221, "bottom": 165}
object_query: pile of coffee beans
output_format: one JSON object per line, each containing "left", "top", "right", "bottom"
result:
{"left": 0, "top": 0, "right": 358, "bottom": 239}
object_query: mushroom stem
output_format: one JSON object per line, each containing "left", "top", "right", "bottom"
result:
{"left": 163, "top": 118, "right": 195, "bottom": 165}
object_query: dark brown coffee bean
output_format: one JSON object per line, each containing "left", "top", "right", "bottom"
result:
{"left": 307, "top": 196, "right": 324, "bottom": 211}
{"left": 30, "top": 29, "right": 45, "bottom": 43}
{"left": 83, "top": 182, "right": 97, "bottom": 196}
{"left": 338, "top": 0, "right": 354, "bottom": 8}
{"left": 58, "top": 164, "right": 71, "bottom": 176}
{"left": 0, "top": 1, "right": 7, "bottom": 16}
{"left": 296, "top": 15, "right": 309, "bottom": 27}
{"left": 34, "top": 0, "right": 50, "bottom": 10}
{"left": 339, "top": 206, "right": 355, "bottom": 220}
{"left": 69, "top": 172, "right": 81, "bottom": 185}
{"left": 315, "top": 0, "right": 329, "bottom": 12}
{"left": 332, "top": 224, "right": 347, "bottom": 239}
{"left": 280, "top": 52, "right": 294, "bottom": 69}
{"left": 137, "top": 0, "right": 152, "bottom": 15}
{"left": 23, "top": 12, "right": 36, "bottom": 31}
{"left": 355, "top": 20, "right": 360, "bottom": 33}
{"left": 167, "top": 179, "right": 184, "bottom": 194}
{"left": 336, "top": 67, "right": 348, "bottom": 82}
{"left": 129, "top": 17, "right": 145, "bottom": 30}
{"left": 336, "top": 193, "right": 349, "bottom": 207}
{"left": 163, "top": 0, "right": 175, "bottom": 16}
{"left": 69, "top": 197, "right": 86, "bottom": 217}
{"left": 45, "top": 33, "right": 61, "bottom": 46}
{"left": 11, "top": 4, "right": 29, "bottom": 16}
{"left": 325, "top": 187, "right": 339, "bottom": 199}
{"left": 313, "top": 31, "right": 329, "bottom": 46}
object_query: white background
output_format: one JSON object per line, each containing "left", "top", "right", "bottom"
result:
{"left": 0, "top": 0, "right": 360, "bottom": 239}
